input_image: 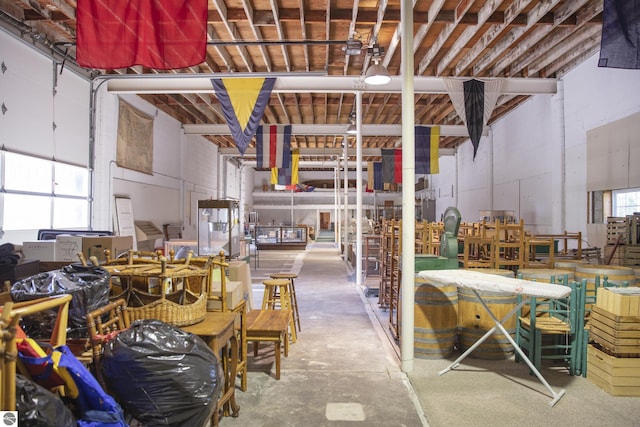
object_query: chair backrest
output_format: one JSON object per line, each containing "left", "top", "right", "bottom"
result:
{"left": 206, "top": 251, "right": 229, "bottom": 312}
{"left": 529, "top": 279, "right": 586, "bottom": 335}
{"left": 3, "top": 295, "right": 72, "bottom": 405}
{"left": 86, "top": 299, "right": 130, "bottom": 365}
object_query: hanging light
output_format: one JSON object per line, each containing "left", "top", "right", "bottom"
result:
{"left": 364, "top": 44, "right": 391, "bottom": 85}
{"left": 346, "top": 111, "right": 357, "bottom": 134}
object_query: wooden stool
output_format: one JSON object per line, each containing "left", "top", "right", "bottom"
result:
{"left": 269, "top": 272, "right": 301, "bottom": 332}
{"left": 246, "top": 309, "right": 292, "bottom": 380}
{"left": 261, "top": 279, "right": 297, "bottom": 343}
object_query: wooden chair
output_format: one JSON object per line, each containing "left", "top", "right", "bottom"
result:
{"left": 524, "top": 234, "right": 555, "bottom": 269}
{"left": 1, "top": 301, "right": 19, "bottom": 410}
{"left": 85, "top": 298, "right": 130, "bottom": 383}
{"left": 6, "top": 295, "right": 73, "bottom": 399}
{"left": 493, "top": 219, "right": 526, "bottom": 271}
{"left": 462, "top": 235, "right": 495, "bottom": 268}
{"left": 515, "top": 279, "right": 586, "bottom": 376}
{"left": 206, "top": 252, "right": 248, "bottom": 392}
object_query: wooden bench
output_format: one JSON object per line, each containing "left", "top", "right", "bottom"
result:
{"left": 246, "top": 309, "right": 292, "bottom": 380}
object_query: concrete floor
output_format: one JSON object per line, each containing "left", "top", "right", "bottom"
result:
{"left": 222, "top": 242, "right": 640, "bottom": 427}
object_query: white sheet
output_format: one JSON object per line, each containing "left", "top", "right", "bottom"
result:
{"left": 417, "top": 269, "right": 572, "bottom": 299}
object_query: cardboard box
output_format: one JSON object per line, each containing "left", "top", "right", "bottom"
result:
{"left": 22, "top": 241, "right": 57, "bottom": 261}
{"left": 55, "top": 235, "right": 85, "bottom": 262}
{"left": 596, "top": 287, "right": 640, "bottom": 316}
{"left": 587, "top": 344, "right": 640, "bottom": 396}
{"left": 208, "top": 280, "right": 244, "bottom": 311}
{"left": 83, "top": 236, "right": 133, "bottom": 263}
{"left": 228, "top": 260, "right": 253, "bottom": 310}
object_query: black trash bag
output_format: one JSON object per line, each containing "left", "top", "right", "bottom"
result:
{"left": 15, "top": 374, "right": 77, "bottom": 427}
{"left": 10, "top": 264, "right": 110, "bottom": 339}
{"left": 99, "top": 319, "right": 222, "bottom": 427}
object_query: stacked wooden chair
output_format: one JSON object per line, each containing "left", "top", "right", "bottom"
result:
{"left": 515, "top": 278, "right": 586, "bottom": 376}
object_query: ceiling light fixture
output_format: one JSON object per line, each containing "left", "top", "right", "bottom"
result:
{"left": 364, "top": 44, "right": 391, "bottom": 85}
{"left": 346, "top": 111, "right": 358, "bottom": 135}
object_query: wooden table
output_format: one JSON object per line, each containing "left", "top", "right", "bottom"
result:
{"left": 182, "top": 311, "right": 240, "bottom": 426}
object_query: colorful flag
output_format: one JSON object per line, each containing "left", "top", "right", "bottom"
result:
{"left": 464, "top": 79, "right": 485, "bottom": 160}
{"left": 444, "top": 78, "right": 503, "bottom": 160}
{"left": 271, "top": 148, "right": 298, "bottom": 186}
{"left": 394, "top": 149, "right": 403, "bottom": 184}
{"left": 381, "top": 148, "right": 396, "bottom": 186}
{"left": 598, "top": 0, "right": 640, "bottom": 69}
{"left": 76, "top": 0, "right": 207, "bottom": 69}
{"left": 257, "top": 125, "right": 292, "bottom": 169}
{"left": 367, "top": 162, "right": 375, "bottom": 191}
{"left": 415, "top": 126, "right": 440, "bottom": 174}
{"left": 211, "top": 78, "right": 276, "bottom": 155}
{"left": 373, "top": 162, "right": 384, "bottom": 190}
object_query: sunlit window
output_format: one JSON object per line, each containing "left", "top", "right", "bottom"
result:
{"left": 613, "top": 188, "right": 640, "bottom": 216}
{"left": 1, "top": 151, "right": 90, "bottom": 233}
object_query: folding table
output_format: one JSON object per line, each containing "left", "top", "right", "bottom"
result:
{"left": 417, "top": 269, "right": 572, "bottom": 407}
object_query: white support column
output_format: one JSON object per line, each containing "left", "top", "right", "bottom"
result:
{"left": 400, "top": 0, "right": 415, "bottom": 374}
{"left": 356, "top": 91, "right": 363, "bottom": 287}
{"left": 343, "top": 136, "right": 349, "bottom": 262}
{"left": 334, "top": 164, "right": 340, "bottom": 245}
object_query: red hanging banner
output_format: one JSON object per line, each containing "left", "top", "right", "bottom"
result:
{"left": 76, "top": 0, "right": 208, "bottom": 70}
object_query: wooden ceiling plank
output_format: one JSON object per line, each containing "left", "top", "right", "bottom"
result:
{"left": 453, "top": 0, "right": 538, "bottom": 76}
{"left": 416, "top": 0, "right": 474, "bottom": 75}
{"left": 211, "top": 0, "right": 255, "bottom": 71}
{"left": 473, "top": 0, "right": 590, "bottom": 76}
{"left": 241, "top": 0, "right": 274, "bottom": 71}
{"left": 491, "top": 26, "right": 572, "bottom": 76}
{"left": 268, "top": 0, "right": 292, "bottom": 72}
{"left": 207, "top": 25, "right": 236, "bottom": 72}
{"left": 435, "top": 0, "right": 507, "bottom": 76}
{"left": 342, "top": 0, "right": 361, "bottom": 76}
{"left": 298, "top": 2, "right": 310, "bottom": 72}
{"left": 527, "top": 25, "right": 600, "bottom": 77}
{"left": 384, "top": 0, "right": 445, "bottom": 70}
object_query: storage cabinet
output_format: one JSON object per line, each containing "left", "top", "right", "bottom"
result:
{"left": 255, "top": 226, "right": 308, "bottom": 250}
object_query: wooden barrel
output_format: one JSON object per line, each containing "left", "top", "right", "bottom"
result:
{"left": 457, "top": 269, "right": 517, "bottom": 359}
{"left": 554, "top": 259, "right": 588, "bottom": 271}
{"left": 574, "top": 264, "right": 636, "bottom": 287}
{"left": 575, "top": 264, "right": 636, "bottom": 310}
{"left": 517, "top": 268, "right": 574, "bottom": 284}
{"left": 414, "top": 278, "right": 458, "bottom": 359}
{"left": 634, "top": 268, "right": 640, "bottom": 287}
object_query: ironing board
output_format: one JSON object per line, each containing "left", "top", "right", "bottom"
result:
{"left": 417, "top": 269, "right": 572, "bottom": 407}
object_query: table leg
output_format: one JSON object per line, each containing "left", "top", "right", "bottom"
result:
{"left": 438, "top": 291, "right": 566, "bottom": 407}
{"left": 221, "top": 335, "right": 240, "bottom": 417}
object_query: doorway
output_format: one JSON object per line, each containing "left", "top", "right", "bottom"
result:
{"left": 320, "top": 212, "right": 331, "bottom": 230}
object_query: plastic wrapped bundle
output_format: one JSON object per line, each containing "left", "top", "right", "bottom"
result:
{"left": 11, "top": 264, "right": 110, "bottom": 339}
{"left": 99, "top": 319, "right": 222, "bottom": 427}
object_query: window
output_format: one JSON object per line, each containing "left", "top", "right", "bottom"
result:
{"left": 613, "top": 188, "right": 640, "bottom": 217}
{"left": 1, "top": 151, "right": 89, "bottom": 235}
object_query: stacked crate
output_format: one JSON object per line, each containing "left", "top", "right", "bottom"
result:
{"left": 586, "top": 287, "right": 640, "bottom": 396}
{"left": 605, "top": 215, "right": 640, "bottom": 267}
